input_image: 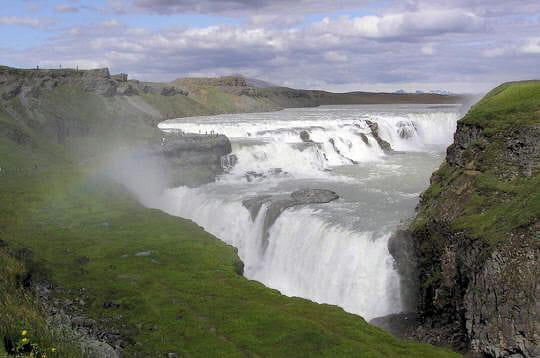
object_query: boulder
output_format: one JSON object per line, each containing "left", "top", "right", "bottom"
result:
{"left": 359, "top": 133, "right": 370, "bottom": 146}
{"left": 291, "top": 188, "right": 339, "bottom": 204}
{"left": 396, "top": 121, "right": 417, "bottom": 139}
{"left": 147, "top": 133, "right": 233, "bottom": 187}
{"left": 366, "top": 120, "right": 393, "bottom": 153}
{"left": 299, "top": 130, "right": 313, "bottom": 143}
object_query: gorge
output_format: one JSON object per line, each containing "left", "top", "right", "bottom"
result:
{"left": 0, "top": 66, "right": 537, "bottom": 357}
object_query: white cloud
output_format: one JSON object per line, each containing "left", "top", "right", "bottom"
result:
{"left": 101, "top": 19, "right": 122, "bottom": 28}
{"left": 313, "top": 9, "right": 484, "bottom": 40}
{"left": 0, "top": 16, "right": 44, "bottom": 28}
{"left": 421, "top": 44, "right": 435, "bottom": 55}
{"left": 56, "top": 5, "right": 79, "bottom": 13}
{"left": 520, "top": 37, "right": 540, "bottom": 54}
{"left": 482, "top": 47, "right": 508, "bottom": 58}
{"left": 38, "top": 59, "right": 109, "bottom": 70}
{"left": 324, "top": 51, "right": 349, "bottom": 62}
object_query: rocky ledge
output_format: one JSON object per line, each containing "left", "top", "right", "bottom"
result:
{"left": 147, "top": 132, "right": 233, "bottom": 187}
{"left": 243, "top": 189, "right": 339, "bottom": 251}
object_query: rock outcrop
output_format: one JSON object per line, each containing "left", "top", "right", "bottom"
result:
{"left": 148, "top": 133, "right": 232, "bottom": 187}
{"left": 399, "top": 81, "right": 540, "bottom": 357}
{"left": 299, "top": 130, "right": 313, "bottom": 143}
{"left": 396, "top": 121, "right": 418, "bottom": 139}
{"left": 365, "top": 120, "right": 393, "bottom": 153}
{"left": 243, "top": 189, "right": 339, "bottom": 252}
{"left": 0, "top": 66, "right": 189, "bottom": 100}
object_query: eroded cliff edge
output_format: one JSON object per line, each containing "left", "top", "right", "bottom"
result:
{"left": 405, "top": 81, "right": 539, "bottom": 357}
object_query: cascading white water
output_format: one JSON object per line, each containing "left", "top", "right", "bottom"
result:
{"left": 151, "top": 104, "right": 460, "bottom": 320}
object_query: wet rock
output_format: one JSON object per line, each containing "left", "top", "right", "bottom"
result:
{"left": 387, "top": 230, "right": 418, "bottom": 312}
{"left": 221, "top": 153, "right": 237, "bottom": 170}
{"left": 148, "top": 133, "right": 232, "bottom": 187}
{"left": 242, "top": 195, "right": 272, "bottom": 220}
{"left": 370, "top": 312, "right": 417, "bottom": 339}
{"left": 290, "top": 188, "right": 339, "bottom": 204}
{"left": 365, "top": 120, "right": 393, "bottom": 153}
{"left": 299, "top": 130, "right": 313, "bottom": 143}
{"left": 358, "top": 133, "right": 370, "bottom": 146}
{"left": 245, "top": 171, "right": 265, "bottom": 182}
{"left": 329, "top": 138, "right": 357, "bottom": 163}
{"left": 396, "top": 121, "right": 417, "bottom": 139}
{"left": 233, "top": 259, "right": 244, "bottom": 276}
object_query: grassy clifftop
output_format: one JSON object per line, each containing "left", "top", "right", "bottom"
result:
{"left": 413, "top": 80, "right": 539, "bottom": 243}
{"left": 461, "top": 80, "right": 540, "bottom": 131}
{"left": 410, "top": 81, "right": 539, "bottom": 356}
{"left": 0, "top": 67, "right": 461, "bottom": 356}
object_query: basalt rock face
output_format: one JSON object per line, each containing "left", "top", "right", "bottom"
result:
{"left": 406, "top": 82, "right": 540, "bottom": 357}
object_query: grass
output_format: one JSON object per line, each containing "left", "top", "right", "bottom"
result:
{"left": 461, "top": 80, "right": 540, "bottom": 133}
{"left": 452, "top": 173, "right": 540, "bottom": 244}
{"left": 0, "top": 83, "right": 461, "bottom": 356}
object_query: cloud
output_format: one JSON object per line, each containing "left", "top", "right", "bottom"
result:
{"left": 248, "top": 15, "right": 304, "bottom": 28}
{"left": 520, "top": 37, "right": 540, "bottom": 54}
{"left": 107, "top": 0, "right": 368, "bottom": 15}
{"left": 0, "top": 16, "right": 45, "bottom": 28}
{"left": 421, "top": 44, "right": 435, "bottom": 55}
{"left": 323, "top": 51, "right": 348, "bottom": 62}
{"left": 56, "top": 5, "right": 80, "bottom": 13}
{"left": 482, "top": 47, "right": 508, "bottom": 58}
{"left": 313, "top": 10, "right": 484, "bottom": 40}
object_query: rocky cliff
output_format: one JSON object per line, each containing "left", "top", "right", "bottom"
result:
{"left": 407, "top": 81, "right": 539, "bottom": 357}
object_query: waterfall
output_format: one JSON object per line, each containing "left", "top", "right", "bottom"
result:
{"left": 148, "top": 104, "right": 460, "bottom": 320}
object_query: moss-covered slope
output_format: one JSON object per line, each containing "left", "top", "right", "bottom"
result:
{"left": 410, "top": 81, "right": 539, "bottom": 357}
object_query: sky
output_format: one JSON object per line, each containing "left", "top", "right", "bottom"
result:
{"left": 1, "top": 0, "right": 540, "bottom": 93}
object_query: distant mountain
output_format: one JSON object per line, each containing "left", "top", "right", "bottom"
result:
{"left": 394, "top": 89, "right": 453, "bottom": 95}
